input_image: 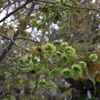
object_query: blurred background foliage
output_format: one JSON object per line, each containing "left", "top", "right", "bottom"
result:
{"left": 0, "top": 0, "right": 100, "bottom": 100}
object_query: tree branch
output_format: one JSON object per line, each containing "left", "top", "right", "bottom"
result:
{"left": 25, "top": 1, "right": 36, "bottom": 19}
{"left": 13, "top": 37, "right": 39, "bottom": 43}
{"left": 0, "top": 0, "right": 33, "bottom": 23}
{"left": 0, "top": 63, "right": 29, "bottom": 68}
{"left": 0, "top": 31, "right": 20, "bottom": 61}
{"left": 0, "top": 33, "right": 22, "bottom": 48}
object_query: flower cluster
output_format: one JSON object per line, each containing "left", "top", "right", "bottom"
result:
{"left": 46, "top": 81, "right": 57, "bottom": 88}
{"left": 89, "top": 54, "right": 98, "bottom": 62}
{"left": 61, "top": 42, "right": 68, "bottom": 48}
{"left": 38, "top": 79, "right": 57, "bottom": 88}
{"left": 61, "top": 68, "right": 70, "bottom": 78}
{"left": 71, "top": 64, "right": 82, "bottom": 77}
{"left": 56, "top": 51, "right": 62, "bottom": 57}
{"left": 65, "top": 46, "right": 76, "bottom": 56}
{"left": 38, "top": 79, "right": 47, "bottom": 87}
{"left": 42, "top": 43, "right": 56, "bottom": 59}
{"left": 79, "top": 61, "right": 87, "bottom": 68}
{"left": 61, "top": 55, "right": 69, "bottom": 62}
{"left": 58, "top": 39, "right": 63, "bottom": 45}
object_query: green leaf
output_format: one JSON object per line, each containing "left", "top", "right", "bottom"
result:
{"left": 49, "top": 68, "right": 61, "bottom": 79}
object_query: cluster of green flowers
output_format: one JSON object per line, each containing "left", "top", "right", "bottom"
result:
{"left": 42, "top": 43, "right": 56, "bottom": 59}
{"left": 41, "top": 40, "right": 77, "bottom": 70}
{"left": 71, "top": 64, "right": 83, "bottom": 77}
{"left": 42, "top": 40, "right": 84, "bottom": 79}
{"left": 60, "top": 55, "right": 69, "bottom": 62}
{"left": 38, "top": 79, "right": 57, "bottom": 88}
{"left": 19, "top": 53, "right": 41, "bottom": 73}
{"left": 18, "top": 39, "right": 98, "bottom": 85}
{"left": 61, "top": 61, "right": 87, "bottom": 78}
{"left": 64, "top": 46, "right": 76, "bottom": 56}
{"left": 57, "top": 39, "right": 75, "bottom": 55}
{"left": 79, "top": 61, "right": 87, "bottom": 68}
{"left": 61, "top": 42, "right": 69, "bottom": 48}
{"left": 55, "top": 39, "right": 76, "bottom": 63}
{"left": 61, "top": 68, "right": 70, "bottom": 78}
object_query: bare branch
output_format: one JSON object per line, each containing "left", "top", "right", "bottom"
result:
{"left": 0, "top": 33, "right": 22, "bottom": 48}
{"left": 0, "top": 2, "right": 14, "bottom": 13}
{"left": 0, "top": 63, "right": 29, "bottom": 68}
{"left": 25, "top": 1, "right": 36, "bottom": 18}
{"left": 13, "top": 37, "right": 39, "bottom": 43}
{"left": 0, "top": 31, "right": 20, "bottom": 61}
{"left": 0, "top": 0, "right": 33, "bottom": 23}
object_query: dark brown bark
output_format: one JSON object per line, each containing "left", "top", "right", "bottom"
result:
{"left": 0, "top": 31, "right": 19, "bottom": 61}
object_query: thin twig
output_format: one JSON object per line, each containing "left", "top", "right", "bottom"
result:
{"left": 13, "top": 37, "right": 39, "bottom": 43}
{"left": 0, "top": 62, "right": 29, "bottom": 68}
{"left": 0, "top": 0, "right": 33, "bottom": 23}
{"left": 0, "top": 33, "right": 22, "bottom": 48}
